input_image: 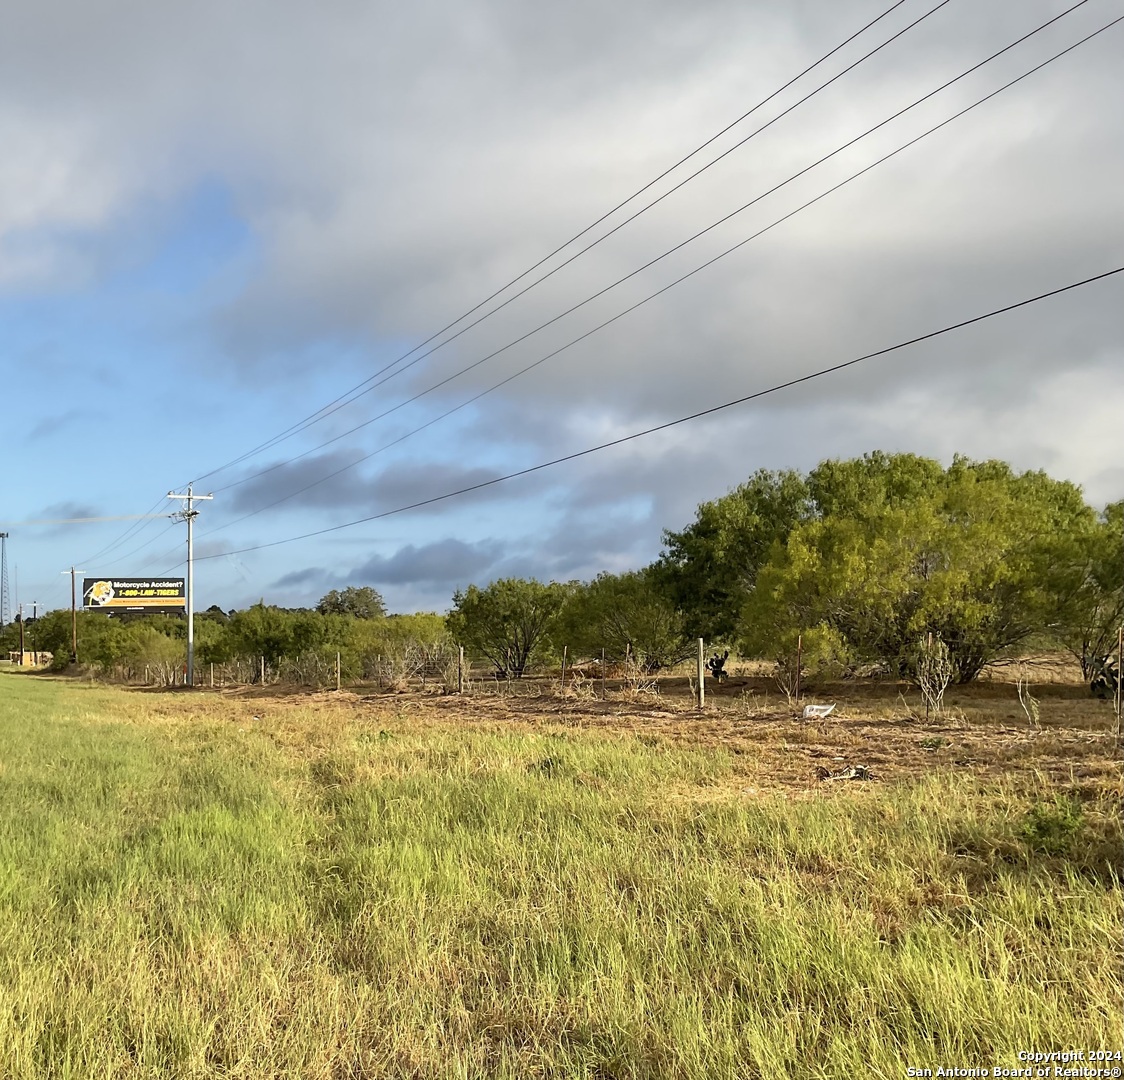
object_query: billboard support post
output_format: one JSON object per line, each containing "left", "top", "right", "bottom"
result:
{"left": 168, "top": 485, "right": 213, "bottom": 689}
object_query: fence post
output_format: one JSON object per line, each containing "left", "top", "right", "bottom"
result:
{"left": 458, "top": 646, "right": 464, "bottom": 695}
{"left": 144, "top": 664, "right": 149, "bottom": 685}
{"left": 561, "top": 646, "right": 568, "bottom": 694}
{"left": 210, "top": 662, "right": 214, "bottom": 689}
{"left": 1115, "top": 623, "right": 1123, "bottom": 744}
{"left": 336, "top": 652, "right": 341, "bottom": 692}
{"left": 697, "top": 638, "right": 705, "bottom": 711}
{"left": 795, "top": 633, "right": 803, "bottom": 705}
{"left": 601, "top": 647, "right": 606, "bottom": 701}
{"left": 925, "top": 632, "right": 932, "bottom": 722}
{"left": 260, "top": 655, "right": 265, "bottom": 685}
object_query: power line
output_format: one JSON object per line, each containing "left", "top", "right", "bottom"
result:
{"left": 209, "top": 0, "right": 1094, "bottom": 501}
{"left": 75, "top": 494, "right": 176, "bottom": 567}
{"left": 194, "top": 264, "right": 1124, "bottom": 563}
{"left": 200, "top": 5, "right": 1115, "bottom": 534}
{"left": 0, "top": 513, "right": 172, "bottom": 528}
{"left": 97, "top": 520, "right": 182, "bottom": 573}
{"left": 209, "top": 0, "right": 963, "bottom": 498}
{"left": 185, "top": 0, "right": 922, "bottom": 488}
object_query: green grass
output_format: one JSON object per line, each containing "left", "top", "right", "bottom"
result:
{"left": 0, "top": 674, "right": 1119, "bottom": 1078}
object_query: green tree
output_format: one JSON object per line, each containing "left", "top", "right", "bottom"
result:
{"left": 657, "top": 468, "right": 811, "bottom": 640}
{"left": 25, "top": 609, "right": 74, "bottom": 666}
{"left": 1051, "top": 499, "right": 1124, "bottom": 677}
{"left": 555, "top": 569, "right": 689, "bottom": 670}
{"left": 193, "top": 615, "right": 233, "bottom": 666}
{"left": 741, "top": 455, "right": 1096, "bottom": 682}
{"left": 226, "top": 604, "right": 328, "bottom": 667}
{"left": 805, "top": 450, "right": 946, "bottom": 518}
{"left": 0, "top": 618, "right": 21, "bottom": 657}
{"left": 116, "top": 621, "right": 185, "bottom": 683}
{"left": 316, "top": 586, "right": 386, "bottom": 619}
{"left": 446, "top": 579, "right": 569, "bottom": 678}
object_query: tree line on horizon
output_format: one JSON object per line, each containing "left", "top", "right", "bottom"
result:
{"left": 4, "top": 453, "right": 1121, "bottom": 687}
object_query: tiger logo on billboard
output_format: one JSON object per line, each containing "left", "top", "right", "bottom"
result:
{"left": 87, "top": 580, "right": 115, "bottom": 606}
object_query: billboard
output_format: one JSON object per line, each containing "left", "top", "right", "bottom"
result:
{"left": 83, "top": 577, "right": 186, "bottom": 616}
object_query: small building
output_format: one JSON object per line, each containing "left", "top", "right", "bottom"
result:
{"left": 6, "top": 651, "right": 52, "bottom": 667}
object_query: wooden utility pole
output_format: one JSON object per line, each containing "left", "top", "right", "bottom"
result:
{"left": 18, "top": 604, "right": 25, "bottom": 666}
{"left": 60, "top": 567, "right": 86, "bottom": 663}
{"left": 697, "top": 638, "right": 705, "bottom": 711}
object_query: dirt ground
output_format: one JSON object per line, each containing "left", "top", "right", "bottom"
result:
{"left": 200, "top": 654, "right": 1123, "bottom": 803}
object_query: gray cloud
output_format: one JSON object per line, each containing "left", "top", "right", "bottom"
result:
{"left": 225, "top": 453, "right": 513, "bottom": 518}
{"left": 272, "top": 566, "right": 331, "bottom": 590}
{"left": 27, "top": 410, "right": 82, "bottom": 442}
{"left": 3, "top": 0, "right": 1121, "bottom": 610}
{"left": 268, "top": 537, "right": 505, "bottom": 610}
{"left": 352, "top": 539, "right": 504, "bottom": 586}
{"left": 31, "top": 500, "right": 99, "bottom": 522}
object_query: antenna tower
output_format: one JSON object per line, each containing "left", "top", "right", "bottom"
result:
{"left": 0, "top": 533, "right": 9, "bottom": 628}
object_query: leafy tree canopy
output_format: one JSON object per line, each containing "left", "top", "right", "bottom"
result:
{"left": 740, "top": 454, "right": 1098, "bottom": 681}
{"left": 316, "top": 586, "right": 387, "bottom": 620}
{"left": 446, "top": 578, "right": 570, "bottom": 678}
{"left": 1050, "top": 499, "right": 1123, "bottom": 676}
{"left": 657, "top": 467, "right": 811, "bottom": 641}
{"left": 555, "top": 568, "right": 689, "bottom": 670}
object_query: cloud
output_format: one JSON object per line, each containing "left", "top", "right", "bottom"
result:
{"left": 27, "top": 409, "right": 81, "bottom": 442}
{"left": 3, "top": 0, "right": 1121, "bottom": 611}
{"left": 269, "top": 536, "right": 505, "bottom": 609}
{"left": 353, "top": 538, "right": 504, "bottom": 586}
{"left": 225, "top": 452, "right": 514, "bottom": 519}
{"left": 30, "top": 500, "right": 100, "bottom": 523}
{"left": 272, "top": 566, "right": 331, "bottom": 590}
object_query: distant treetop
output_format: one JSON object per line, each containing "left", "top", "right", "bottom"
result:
{"left": 316, "top": 586, "right": 387, "bottom": 619}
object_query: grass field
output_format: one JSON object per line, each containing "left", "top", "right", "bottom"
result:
{"left": 0, "top": 671, "right": 1119, "bottom": 1078}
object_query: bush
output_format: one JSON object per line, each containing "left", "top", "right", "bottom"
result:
{"left": 447, "top": 579, "right": 569, "bottom": 678}
{"left": 1020, "top": 796, "right": 1084, "bottom": 855}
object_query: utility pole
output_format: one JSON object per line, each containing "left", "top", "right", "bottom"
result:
{"left": 167, "top": 485, "right": 213, "bottom": 687}
{"left": 60, "top": 568, "right": 86, "bottom": 663}
{"left": 18, "top": 603, "right": 24, "bottom": 666}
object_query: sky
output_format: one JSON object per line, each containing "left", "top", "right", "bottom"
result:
{"left": 2, "top": 0, "right": 1122, "bottom": 617}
